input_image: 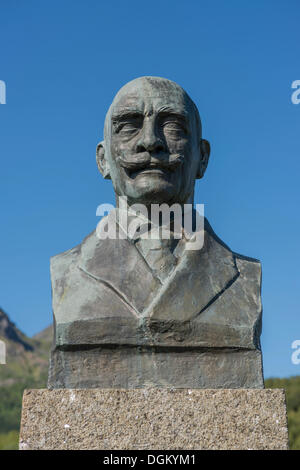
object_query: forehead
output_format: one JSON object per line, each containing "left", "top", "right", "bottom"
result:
{"left": 110, "top": 79, "right": 191, "bottom": 116}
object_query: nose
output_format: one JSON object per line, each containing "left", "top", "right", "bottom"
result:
{"left": 136, "top": 117, "right": 165, "bottom": 153}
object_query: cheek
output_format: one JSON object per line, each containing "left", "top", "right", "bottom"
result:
{"left": 180, "top": 144, "right": 197, "bottom": 180}
{"left": 111, "top": 138, "right": 137, "bottom": 155}
{"left": 110, "top": 139, "right": 120, "bottom": 156}
{"left": 164, "top": 136, "right": 188, "bottom": 153}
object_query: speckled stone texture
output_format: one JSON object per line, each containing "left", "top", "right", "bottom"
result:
{"left": 19, "top": 389, "right": 288, "bottom": 450}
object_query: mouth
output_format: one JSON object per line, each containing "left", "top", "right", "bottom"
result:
{"left": 128, "top": 164, "right": 171, "bottom": 179}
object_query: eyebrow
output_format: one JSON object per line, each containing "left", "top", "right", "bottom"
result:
{"left": 111, "top": 109, "right": 143, "bottom": 120}
{"left": 111, "top": 106, "right": 189, "bottom": 126}
{"left": 156, "top": 106, "right": 188, "bottom": 118}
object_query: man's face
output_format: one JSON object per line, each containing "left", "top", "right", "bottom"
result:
{"left": 102, "top": 78, "right": 203, "bottom": 206}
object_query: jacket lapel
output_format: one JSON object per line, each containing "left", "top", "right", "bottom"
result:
{"left": 144, "top": 220, "right": 239, "bottom": 322}
{"left": 78, "top": 227, "right": 161, "bottom": 316}
{"left": 79, "top": 217, "right": 239, "bottom": 322}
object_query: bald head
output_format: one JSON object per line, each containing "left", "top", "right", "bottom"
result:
{"left": 97, "top": 76, "right": 210, "bottom": 206}
{"left": 104, "top": 76, "right": 202, "bottom": 142}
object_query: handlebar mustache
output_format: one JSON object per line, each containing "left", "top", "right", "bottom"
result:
{"left": 117, "top": 152, "right": 184, "bottom": 172}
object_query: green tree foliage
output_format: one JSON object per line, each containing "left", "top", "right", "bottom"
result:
{"left": 0, "top": 318, "right": 52, "bottom": 450}
{"left": 265, "top": 376, "right": 300, "bottom": 450}
{"left": 0, "top": 378, "right": 47, "bottom": 434}
{"left": 0, "top": 430, "right": 19, "bottom": 450}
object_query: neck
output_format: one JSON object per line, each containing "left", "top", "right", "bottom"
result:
{"left": 115, "top": 192, "right": 196, "bottom": 235}
{"left": 115, "top": 190, "right": 195, "bottom": 221}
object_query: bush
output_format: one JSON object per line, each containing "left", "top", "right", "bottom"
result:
{"left": 265, "top": 376, "right": 300, "bottom": 450}
{"left": 0, "top": 430, "right": 19, "bottom": 450}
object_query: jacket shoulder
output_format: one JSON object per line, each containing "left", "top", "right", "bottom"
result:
{"left": 234, "top": 251, "right": 262, "bottom": 282}
{"left": 50, "top": 230, "right": 96, "bottom": 279}
{"left": 204, "top": 218, "right": 262, "bottom": 281}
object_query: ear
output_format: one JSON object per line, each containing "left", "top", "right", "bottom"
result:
{"left": 196, "top": 138, "right": 210, "bottom": 179}
{"left": 96, "top": 141, "right": 111, "bottom": 179}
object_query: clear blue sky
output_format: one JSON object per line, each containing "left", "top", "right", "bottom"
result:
{"left": 0, "top": 0, "right": 299, "bottom": 379}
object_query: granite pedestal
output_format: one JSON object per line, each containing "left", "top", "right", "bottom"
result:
{"left": 19, "top": 388, "right": 289, "bottom": 450}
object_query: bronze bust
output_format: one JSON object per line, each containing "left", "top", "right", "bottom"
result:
{"left": 48, "top": 77, "right": 263, "bottom": 389}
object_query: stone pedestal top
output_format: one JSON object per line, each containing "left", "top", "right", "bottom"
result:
{"left": 19, "top": 388, "right": 288, "bottom": 450}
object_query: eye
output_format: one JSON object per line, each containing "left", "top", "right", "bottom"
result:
{"left": 162, "top": 120, "right": 187, "bottom": 136}
{"left": 118, "top": 122, "right": 140, "bottom": 134}
{"left": 163, "top": 122, "right": 183, "bottom": 130}
{"left": 113, "top": 115, "right": 143, "bottom": 136}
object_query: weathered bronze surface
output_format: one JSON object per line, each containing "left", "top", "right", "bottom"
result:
{"left": 48, "top": 77, "right": 263, "bottom": 388}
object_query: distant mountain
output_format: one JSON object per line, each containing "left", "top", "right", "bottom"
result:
{"left": 0, "top": 308, "right": 34, "bottom": 352}
{"left": 0, "top": 307, "right": 52, "bottom": 388}
{"left": 0, "top": 307, "right": 53, "bottom": 448}
{"left": 33, "top": 325, "right": 53, "bottom": 343}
